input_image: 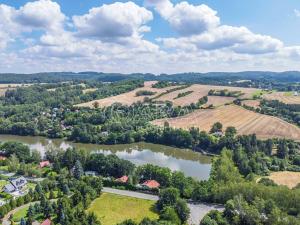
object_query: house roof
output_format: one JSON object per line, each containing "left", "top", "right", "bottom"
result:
{"left": 41, "top": 219, "right": 52, "bottom": 225}
{"left": 116, "top": 176, "right": 128, "bottom": 183}
{"left": 39, "top": 160, "right": 50, "bottom": 168}
{"left": 142, "top": 180, "right": 160, "bottom": 188}
{"left": 4, "top": 183, "right": 15, "bottom": 192}
{"left": 10, "top": 176, "right": 27, "bottom": 188}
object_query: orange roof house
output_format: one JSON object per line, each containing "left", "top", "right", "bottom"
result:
{"left": 39, "top": 161, "right": 50, "bottom": 168}
{"left": 41, "top": 219, "right": 52, "bottom": 225}
{"left": 116, "top": 176, "right": 129, "bottom": 183}
{"left": 142, "top": 180, "right": 160, "bottom": 189}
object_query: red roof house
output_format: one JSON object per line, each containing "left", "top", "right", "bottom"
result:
{"left": 41, "top": 219, "right": 52, "bottom": 225}
{"left": 116, "top": 176, "right": 129, "bottom": 183}
{"left": 39, "top": 160, "right": 50, "bottom": 168}
{"left": 142, "top": 180, "right": 160, "bottom": 189}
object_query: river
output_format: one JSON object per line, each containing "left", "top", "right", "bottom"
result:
{"left": 0, "top": 135, "right": 212, "bottom": 180}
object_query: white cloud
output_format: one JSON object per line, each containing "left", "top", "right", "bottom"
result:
{"left": 159, "top": 25, "right": 283, "bottom": 54}
{"left": 150, "top": 0, "right": 283, "bottom": 55}
{"left": 73, "top": 2, "right": 153, "bottom": 41}
{"left": 294, "top": 9, "right": 300, "bottom": 17}
{"left": 15, "top": 0, "right": 65, "bottom": 31}
{"left": 145, "top": 0, "right": 219, "bottom": 36}
{"left": 0, "top": 0, "right": 300, "bottom": 74}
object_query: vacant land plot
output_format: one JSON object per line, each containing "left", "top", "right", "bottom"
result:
{"left": 87, "top": 193, "right": 158, "bottom": 225}
{"left": 152, "top": 105, "right": 300, "bottom": 140}
{"left": 155, "top": 84, "right": 259, "bottom": 106}
{"left": 242, "top": 100, "right": 261, "bottom": 109}
{"left": 263, "top": 92, "right": 300, "bottom": 104}
{"left": 268, "top": 171, "right": 300, "bottom": 189}
{"left": 75, "top": 81, "right": 180, "bottom": 108}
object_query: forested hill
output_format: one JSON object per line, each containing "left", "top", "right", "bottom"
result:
{"left": 1, "top": 71, "right": 300, "bottom": 85}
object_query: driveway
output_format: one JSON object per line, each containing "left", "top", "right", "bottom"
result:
{"left": 103, "top": 187, "right": 224, "bottom": 225}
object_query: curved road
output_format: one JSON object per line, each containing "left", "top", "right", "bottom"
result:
{"left": 103, "top": 187, "right": 224, "bottom": 225}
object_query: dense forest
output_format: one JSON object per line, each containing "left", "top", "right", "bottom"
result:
{"left": 1, "top": 71, "right": 300, "bottom": 91}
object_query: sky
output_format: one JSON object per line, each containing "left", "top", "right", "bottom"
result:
{"left": 0, "top": 0, "right": 300, "bottom": 74}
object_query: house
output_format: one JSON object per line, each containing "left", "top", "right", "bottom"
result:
{"left": 3, "top": 176, "right": 27, "bottom": 193}
{"left": 84, "top": 171, "right": 98, "bottom": 176}
{"left": 41, "top": 219, "right": 52, "bottom": 225}
{"left": 39, "top": 161, "right": 50, "bottom": 168}
{"left": 0, "top": 156, "right": 7, "bottom": 161}
{"left": 116, "top": 176, "right": 128, "bottom": 183}
{"left": 142, "top": 180, "right": 160, "bottom": 189}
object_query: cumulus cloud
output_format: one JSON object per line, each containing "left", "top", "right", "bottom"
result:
{"left": 0, "top": 0, "right": 66, "bottom": 50}
{"left": 15, "top": 0, "right": 65, "bottom": 31}
{"left": 150, "top": 0, "right": 283, "bottom": 55}
{"left": 145, "top": 0, "right": 219, "bottom": 35}
{"left": 0, "top": 0, "right": 300, "bottom": 74}
{"left": 73, "top": 2, "right": 153, "bottom": 41}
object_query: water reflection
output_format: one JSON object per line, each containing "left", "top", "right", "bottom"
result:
{"left": 0, "top": 135, "right": 212, "bottom": 180}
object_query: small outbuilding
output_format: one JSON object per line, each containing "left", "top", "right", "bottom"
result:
{"left": 142, "top": 180, "right": 160, "bottom": 189}
{"left": 39, "top": 161, "right": 50, "bottom": 168}
{"left": 116, "top": 176, "right": 129, "bottom": 183}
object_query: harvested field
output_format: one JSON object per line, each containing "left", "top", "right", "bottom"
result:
{"left": 0, "top": 83, "right": 30, "bottom": 96}
{"left": 152, "top": 105, "right": 300, "bottom": 140}
{"left": 204, "top": 96, "right": 235, "bottom": 107}
{"left": 268, "top": 171, "right": 300, "bottom": 189}
{"left": 155, "top": 84, "right": 259, "bottom": 106}
{"left": 242, "top": 100, "right": 261, "bottom": 109}
{"left": 75, "top": 81, "right": 180, "bottom": 108}
{"left": 263, "top": 92, "right": 300, "bottom": 104}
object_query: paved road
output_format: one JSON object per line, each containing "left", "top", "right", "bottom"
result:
{"left": 103, "top": 187, "right": 224, "bottom": 225}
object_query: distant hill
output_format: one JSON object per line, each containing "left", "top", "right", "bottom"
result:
{"left": 1, "top": 71, "right": 300, "bottom": 84}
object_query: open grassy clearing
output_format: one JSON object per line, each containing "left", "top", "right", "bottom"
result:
{"left": 82, "top": 88, "right": 98, "bottom": 94}
{"left": 268, "top": 171, "right": 300, "bottom": 189}
{"left": 154, "top": 84, "right": 259, "bottom": 106}
{"left": 152, "top": 105, "right": 300, "bottom": 140}
{"left": 75, "top": 81, "right": 181, "bottom": 108}
{"left": 263, "top": 92, "right": 300, "bottom": 104}
{"left": 12, "top": 205, "right": 29, "bottom": 222}
{"left": 87, "top": 193, "right": 159, "bottom": 225}
{"left": 0, "top": 180, "right": 8, "bottom": 189}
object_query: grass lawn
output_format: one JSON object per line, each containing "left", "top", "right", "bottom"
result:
{"left": 87, "top": 193, "right": 159, "bottom": 225}
{"left": 0, "top": 180, "right": 8, "bottom": 189}
{"left": 12, "top": 205, "right": 29, "bottom": 222}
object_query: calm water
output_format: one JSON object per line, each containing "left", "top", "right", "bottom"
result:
{"left": 0, "top": 135, "right": 212, "bottom": 180}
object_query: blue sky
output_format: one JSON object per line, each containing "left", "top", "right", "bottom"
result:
{"left": 0, "top": 0, "right": 300, "bottom": 73}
